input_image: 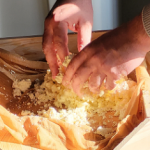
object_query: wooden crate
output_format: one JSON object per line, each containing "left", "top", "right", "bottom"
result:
{"left": 0, "top": 31, "right": 150, "bottom": 150}
{"left": 0, "top": 31, "right": 106, "bottom": 60}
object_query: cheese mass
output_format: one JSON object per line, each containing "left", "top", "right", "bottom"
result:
{"left": 12, "top": 54, "right": 137, "bottom": 133}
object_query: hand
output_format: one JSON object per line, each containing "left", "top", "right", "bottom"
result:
{"left": 42, "top": 0, "right": 93, "bottom": 78}
{"left": 62, "top": 13, "right": 150, "bottom": 96}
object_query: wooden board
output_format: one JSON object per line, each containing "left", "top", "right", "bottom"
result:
{"left": 0, "top": 31, "right": 106, "bottom": 60}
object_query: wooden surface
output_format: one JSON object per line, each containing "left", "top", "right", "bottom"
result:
{"left": 0, "top": 72, "right": 13, "bottom": 109}
{"left": 0, "top": 31, "right": 106, "bottom": 60}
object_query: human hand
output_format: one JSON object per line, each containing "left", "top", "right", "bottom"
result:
{"left": 42, "top": 0, "right": 93, "bottom": 78}
{"left": 62, "top": 14, "right": 150, "bottom": 96}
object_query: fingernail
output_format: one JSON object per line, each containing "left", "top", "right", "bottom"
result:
{"left": 72, "top": 23, "right": 76, "bottom": 27}
{"left": 80, "top": 44, "right": 84, "bottom": 50}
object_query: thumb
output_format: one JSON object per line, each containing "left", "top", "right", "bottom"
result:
{"left": 77, "top": 21, "right": 92, "bottom": 51}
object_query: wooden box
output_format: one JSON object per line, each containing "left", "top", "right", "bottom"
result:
{"left": 0, "top": 31, "right": 150, "bottom": 150}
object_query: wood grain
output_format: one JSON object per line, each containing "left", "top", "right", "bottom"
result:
{"left": 0, "top": 31, "right": 106, "bottom": 60}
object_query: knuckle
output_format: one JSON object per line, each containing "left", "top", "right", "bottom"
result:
{"left": 89, "top": 82, "right": 99, "bottom": 89}
{"left": 89, "top": 55, "right": 100, "bottom": 71}
{"left": 89, "top": 76, "right": 99, "bottom": 88}
{"left": 67, "top": 62, "right": 76, "bottom": 73}
{"left": 72, "top": 72, "right": 80, "bottom": 82}
{"left": 54, "top": 40, "right": 63, "bottom": 48}
{"left": 80, "top": 49, "right": 88, "bottom": 59}
{"left": 105, "top": 67, "right": 119, "bottom": 80}
{"left": 91, "top": 55, "right": 100, "bottom": 64}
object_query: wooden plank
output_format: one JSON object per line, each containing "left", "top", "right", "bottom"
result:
{"left": 0, "top": 31, "right": 106, "bottom": 60}
{"left": 0, "top": 36, "right": 44, "bottom": 61}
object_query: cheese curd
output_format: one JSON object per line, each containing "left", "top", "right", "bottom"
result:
{"left": 13, "top": 54, "right": 137, "bottom": 137}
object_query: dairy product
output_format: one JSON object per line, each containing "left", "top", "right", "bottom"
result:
{"left": 12, "top": 54, "right": 137, "bottom": 137}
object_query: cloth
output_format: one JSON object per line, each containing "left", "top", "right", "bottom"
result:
{"left": 0, "top": 60, "right": 149, "bottom": 150}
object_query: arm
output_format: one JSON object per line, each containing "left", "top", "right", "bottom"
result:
{"left": 62, "top": 8, "right": 150, "bottom": 96}
{"left": 42, "top": 0, "right": 93, "bottom": 78}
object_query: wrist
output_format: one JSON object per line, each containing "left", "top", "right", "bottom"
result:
{"left": 127, "top": 13, "right": 150, "bottom": 53}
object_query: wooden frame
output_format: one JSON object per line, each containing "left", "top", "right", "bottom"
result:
{"left": 0, "top": 31, "right": 150, "bottom": 149}
{"left": 0, "top": 31, "right": 106, "bottom": 61}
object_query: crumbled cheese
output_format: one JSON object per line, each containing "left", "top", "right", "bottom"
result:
{"left": 12, "top": 53, "right": 137, "bottom": 137}
{"left": 12, "top": 79, "right": 31, "bottom": 96}
{"left": 103, "top": 121, "right": 107, "bottom": 125}
{"left": 13, "top": 88, "right": 22, "bottom": 97}
{"left": 21, "top": 110, "right": 34, "bottom": 116}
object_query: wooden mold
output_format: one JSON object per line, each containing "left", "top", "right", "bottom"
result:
{"left": 0, "top": 31, "right": 150, "bottom": 150}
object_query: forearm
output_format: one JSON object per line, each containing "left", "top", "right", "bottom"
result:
{"left": 128, "top": 13, "right": 150, "bottom": 53}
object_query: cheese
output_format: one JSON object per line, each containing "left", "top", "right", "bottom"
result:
{"left": 12, "top": 79, "right": 31, "bottom": 97}
{"left": 12, "top": 54, "right": 137, "bottom": 137}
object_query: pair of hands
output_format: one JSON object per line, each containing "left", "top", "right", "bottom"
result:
{"left": 43, "top": 0, "right": 150, "bottom": 97}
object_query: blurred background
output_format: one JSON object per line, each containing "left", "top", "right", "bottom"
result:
{"left": 0, "top": 0, "right": 149, "bottom": 38}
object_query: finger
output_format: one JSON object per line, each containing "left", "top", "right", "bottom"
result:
{"left": 62, "top": 49, "right": 92, "bottom": 86}
{"left": 43, "top": 22, "right": 59, "bottom": 78}
{"left": 77, "top": 21, "right": 92, "bottom": 51}
{"left": 53, "top": 22, "right": 69, "bottom": 63}
{"left": 71, "top": 66, "right": 92, "bottom": 97}
{"left": 53, "top": 4, "right": 79, "bottom": 22}
{"left": 45, "top": 49, "right": 59, "bottom": 78}
{"left": 105, "top": 76, "right": 116, "bottom": 90}
{"left": 89, "top": 72, "right": 106, "bottom": 93}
